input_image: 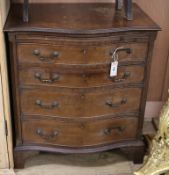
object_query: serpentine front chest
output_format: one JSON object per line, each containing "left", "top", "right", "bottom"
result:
{"left": 4, "top": 2, "right": 160, "bottom": 168}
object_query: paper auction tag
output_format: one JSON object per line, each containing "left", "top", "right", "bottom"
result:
{"left": 110, "top": 61, "right": 118, "bottom": 77}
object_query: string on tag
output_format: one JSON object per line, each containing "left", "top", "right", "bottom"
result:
{"left": 110, "top": 47, "right": 124, "bottom": 77}
{"left": 112, "top": 46, "right": 124, "bottom": 62}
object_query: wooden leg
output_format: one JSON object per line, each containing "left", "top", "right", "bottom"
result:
{"left": 23, "top": 0, "right": 29, "bottom": 22}
{"left": 14, "top": 150, "right": 39, "bottom": 169}
{"left": 124, "top": 0, "right": 133, "bottom": 20}
{"left": 115, "top": 0, "right": 123, "bottom": 11}
{"left": 121, "top": 142, "right": 146, "bottom": 164}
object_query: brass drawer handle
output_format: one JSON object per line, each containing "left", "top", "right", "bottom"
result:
{"left": 33, "top": 50, "right": 60, "bottom": 62}
{"left": 34, "top": 72, "right": 60, "bottom": 83}
{"left": 106, "top": 98, "right": 127, "bottom": 108}
{"left": 110, "top": 47, "right": 132, "bottom": 56}
{"left": 36, "top": 128, "right": 59, "bottom": 140}
{"left": 35, "top": 100, "right": 59, "bottom": 109}
{"left": 104, "top": 126, "right": 125, "bottom": 135}
{"left": 114, "top": 71, "right": 130, "bottom": 82}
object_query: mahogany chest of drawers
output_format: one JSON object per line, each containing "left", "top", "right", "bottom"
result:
{"left": 4, "top": 2, "right": 160, "bottom": 168}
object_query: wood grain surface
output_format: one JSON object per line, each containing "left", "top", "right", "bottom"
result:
{"left": 19, "top": 64, "right": 145, "bottom": 88}
{"left": 5, "top": 1, "right": 159, "bottom": 167}
{"left": 22, "top": 117, "right": 138, "bottom": 147}
{"left": 11, "top": 0, "right": 169, "bottom": 101}
{"left": 16, "top": 40, "right": 148, "bottom": 64}
{"left": 20, "top": 87, "right": 142, "bottom": 118}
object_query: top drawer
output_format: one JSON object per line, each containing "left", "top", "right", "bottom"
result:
{"left": 17, "top": 41, "right": 148, "bottom": 65}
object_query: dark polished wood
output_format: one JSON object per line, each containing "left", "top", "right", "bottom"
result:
{"left": 17, "top": 41, "right": 148, "bottom": 64}
{"left": 22, "top": 117, "right": 138, "bottom": 147}
{"left": 15, "top": 139, "right": 144, "bottom": 154}
{"left": 4, "top": 2, "right": 160, "bottom": 168}
{"left": 20, "top": 87, "right": 142, "bottom": 118}
{"left": 121, "top": 139, "right": 145, "bottom": 163}
{"left": 115, "top": 0, "right": 133, "bottom": 20}
{"left": 4, "top": 3, "right": 160, "bottom": 33}
{"left": 23, "top": 0, "right": 29, "bottom": 22}
{"left": 124, "top": 0, "right": 133, "bottom": 20}
{"left": 14, "top": 150, "right": 39, "bottom": 169}
{"left": 23, "top": 0, "right": 133, "bottom": 22}
{"left": 19, "top": 64, "right": 145, "bottom": 88}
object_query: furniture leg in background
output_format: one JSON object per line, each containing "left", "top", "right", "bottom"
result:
{"left": 124, "top": 0, "right": 133, "bottom": 20}
{"left": 115, "top": 0, "right": 123, "bottom": 10}
{"left": 115, "top": 0, "right": 133, "bottom": 20}
{"left": 23, "top": 0, "right": 29, "bottom": 22}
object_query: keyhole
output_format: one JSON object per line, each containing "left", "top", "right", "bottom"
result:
{"left": 82, "top": 74, "right": 87, "bottom": 78}
{"left": 81, "top": 94, "right": 85, "bottom": 100}
{"left": 82, "top": 49, "right": 87, "bottom": 55}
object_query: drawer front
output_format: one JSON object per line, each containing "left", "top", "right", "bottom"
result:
{"left": 22, "top": 117, "right": 138, "bottom": 147}
{"left": 20, "top": 87, "right": 142, "bottom": 118}
{"left": 17, "top": 42, "right": 148, "bottom": 64}
{"left": 86, "top": 43, "right": 147, "bottom": 63}
{"left": 19, "top": 65, "right": 145, "bottom": 88}
{"left": 17, "top": 43, "right": 85, "bottom": 64}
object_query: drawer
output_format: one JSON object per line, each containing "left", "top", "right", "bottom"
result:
{"left": 20, "top": 87, "right": 142, "bottom": 118}
{"left": 22, "top": 117, "right": 138, "bottom": 147}
{"left": 17, "top": 42, "right": 148, "bottom": 64}
{"left": 17, "top": 43, "right": 85, "bottom": 64}
{"left": 19, "top": 64, "right": 145, "bottom": 88}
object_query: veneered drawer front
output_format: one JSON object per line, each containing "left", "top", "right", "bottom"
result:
{"left": 19, "top": 64, "right": 145, "bottom": 88}
{"left": 17, "top": 42, "right": 148, "bottom": 64}
{"left": 20, "top": 87, "right": 142, "bottom": 118}
{"left": 22, "top": 117, "right": 138, "bottom": 147}
{"left": 17, "top": 43, "right": 85, "bottom": 64}
{"left": 86, "top": 43, "right": 148, "bottom": 63}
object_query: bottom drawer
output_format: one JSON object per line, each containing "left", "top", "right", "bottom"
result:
{"left": 22, "top": 117, "right": 138, "bottom": 147}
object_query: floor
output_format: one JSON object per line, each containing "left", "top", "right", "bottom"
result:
{"left": 15, "top": 151, "right": 142, "bottom": 175}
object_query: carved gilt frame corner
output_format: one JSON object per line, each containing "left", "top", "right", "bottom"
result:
{"left": 134, "top": 95, "right": 169, "bottom": 175}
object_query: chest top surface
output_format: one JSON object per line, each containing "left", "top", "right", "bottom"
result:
{"left": 4, "top": 3, "right": 160, "bottom": 34}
